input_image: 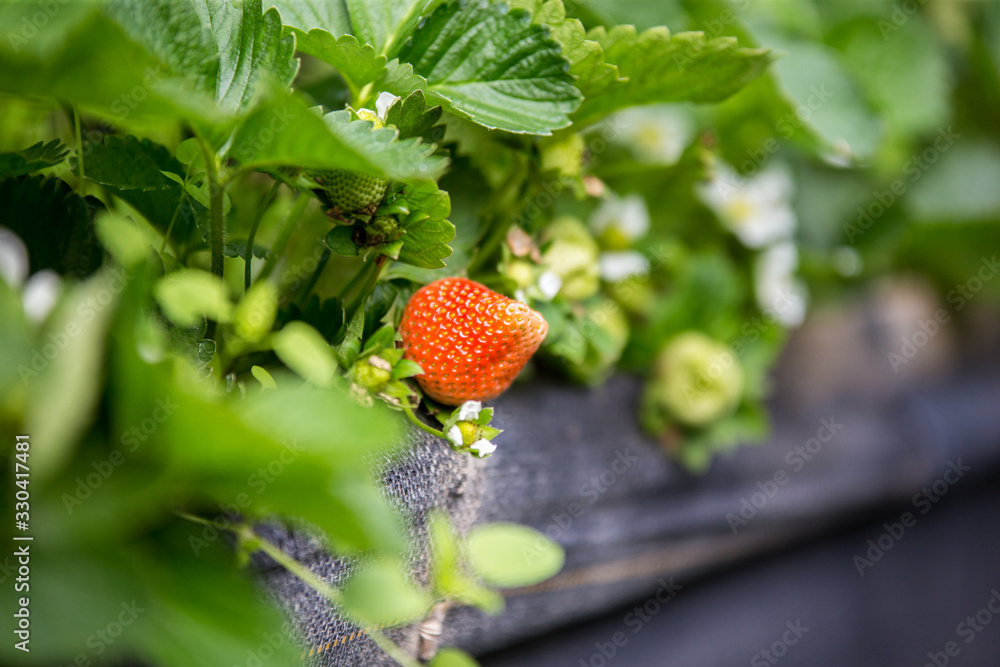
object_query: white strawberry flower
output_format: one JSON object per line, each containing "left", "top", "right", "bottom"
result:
{"left": 456, "top": 400, "right": 482, "bottom": 422}
{"left": 613, "top": 105, "right": 693, "bottom": 165}
{"left": 375, "top": 92, "right": 400, "bottom": 120}
{"left": 0, "top": 228, "right": 62, "bottom": 323}
{"left": 0, "top": 227, "right": 28, "bottom": 288}
{"left": 699, "top": 163, "right": 796, "bottom": 249}
{"left": 22, "top": 269, "right": 62, "bottom": 324}
{"left": 755, "top": 242, "right": 808, "bottom": 327}
{"left": 536, "top": 270, "right": 562, "bottom": 300}
{"left": 470, "top": 439, "right": 496, "bottom": 458}
{"left": 590, "top": 193, "right": 650, "bottom": 245}
{"left": 599, "top": 250, "right": 649, "bottom": 283}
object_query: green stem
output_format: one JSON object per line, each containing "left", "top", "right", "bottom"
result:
{"left": 258, "top": 192, "right": 309, "bottom": 282}
{"left": 403, "top": 405, "right": 445, "bottom": 438}
{"left": 160, "top": 155, "right": 196, "bottom": 255}
{"left": 172, "top": 512, "right": 423, "bottom": 667}
{"left": 245, "top": 180, "right": 282, "bottom": 291}
{"left": 73, "top": 106, "right": 85, "bottom": 196}
{"left": 467, "top": 168, "right": 528, "bottom": 274}
{"left": 298, "top": 246, "right": 332, "bottom": 303}
{"left": 344, "top": 256, "right": 385, "bottom": 316}
{"left": 250, "top": 530, "right": 424, "bottom": 667}
{"left": 198, "top": 136, "right": 225, "bottom": 280}
{"left": 336, "top": 260, "right": 374, "bottom": 301}
{"left": 159, "top": 201, "right": 184, "bottom": 255}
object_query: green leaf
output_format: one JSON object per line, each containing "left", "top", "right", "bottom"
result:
{"left": 572, "top": 26, "right": 772, "bottom": 128}
{"left": 250, "top": 364, "right": 277, "bottom": 389}
{"left": 95, "top": 213, "right": 151, "bottom": 267}
{"left": 325, "top": 225, "right": 360, "bottom": 256}
{"left": 430, "top": 648, "right": 480, "bottom": 667}
{"left": 340, "top": 558, "right": 431, "bottom": 627}
{"left": 429, "top": 514, "right": 503, "bottom": 612}
{"left": 395, "top": 181, "right": 455, "bottom": 268}
{"left": 25, "top": 271, "right": 119, "bottom": 483}
{"left": 155, "top": 269, "right": 234, "bottom": 327}
{"left": 395, "top": 1, "right": 582, "bottom": 134}
{"left": 271, "top": 321, "right": 337, "bottom": 386}
{"left": 0, "top": 1, "right": 296, "bottom": 128}
{"left": 334, "top": 306, "right": 365, "bottom": 367}
{"left": 383, "top": 90, "right": 445, "bottom": 143}
{"left": 81, "top": 135, "right": 203, "bottom": 245}
{"left": 107, "top": 0, "right": 299, "bottom": 115}
{"left": 753, "top": 30, "right": 881, "bottom": 160}
{"left": 229, "top": 91, "right": 447, "bottom": 180}
{"left": 0, "top": 4, "right": 199, "bottom": 121}
{"left": 223, "top": 238, "right": 272, "bottom": 261}
{"left": 398, "top": 216, "right": 455, "bottom": 268}
{"left": 0, "top": 175, "right": 104, "bottom": 279}
{"left": 391, "top": 359, "right": 423, "bottom": 379}
{"left": 233, "top": 282, "right": 279, "bottom": 343}
{"left": 288, "top": 30, "right": 387, "bottom": 96}
{"left": 508, "top": 0, "right": 620, "bottom": 100}
{"left": 360, "top": 324, "right": 397, "bottom": 357}
{"left": 269, "top": 0, "right": 351, "bottom": 37}
{"left": 0, "top": 140, "right": 68, "bottom": 177}
{"left": 833, "top": 15, "right": 950, "bottom": 141}
{"left": 344, "top": 0, "right": 441, "bottom": 56}
{"left": 466, "top": 523, "right": 564, "bottom": 588}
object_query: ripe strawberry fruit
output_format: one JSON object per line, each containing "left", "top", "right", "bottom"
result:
{"left": 399, "top": 277, "right": 549, "bottom": 405}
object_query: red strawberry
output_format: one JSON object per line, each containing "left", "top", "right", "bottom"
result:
{"left": 399, "top": 277, "right": 549, "bottom": 405}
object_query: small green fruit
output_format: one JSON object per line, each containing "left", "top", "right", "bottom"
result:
{"left": 314, "top": 170, "right": 389, "bottom": 213}
{"left": 364, "top": 215, "right": 402, "bottom": 246}
{"left": 457, "top": 421, "right": 479, "bottom": 446}
{"left": 350, "top": 357, "right": 392, "bottom": 394}
{"left": 653, "top": 332, "right": 743, "bottom": 427}
{"left": 312, "top": 109, "right": 388, "bottom": 213}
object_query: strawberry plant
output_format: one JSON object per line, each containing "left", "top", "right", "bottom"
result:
{"left": 2, "top": 0, "right": 995, "bottom": 665}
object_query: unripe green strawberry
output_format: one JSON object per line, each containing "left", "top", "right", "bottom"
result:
{"left": 311, "top": 109, "right": 388, "bottom": 213}
{"left": 456, "top": 421, "right": 479, "bottom": 445}
{"left": 313, "top": 170, "right": 389, "bottom": 213}
{"left": 652, "top": 332, "right": 743, "bottom": 427}
{"left": 363, "top": 215, "right": 402, "bottom": 246}
{"left": 350, "top": 356, "right": 392, "bottom": 394}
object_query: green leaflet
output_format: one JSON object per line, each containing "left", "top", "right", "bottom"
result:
{"left": 383, "top": 90, "right": 446, "bottom": 144}
{"left": 396, "top": 181, "right": 455, "bottom": 268}
{"left": 0, "top": 1, "right": 297, "bottom": 128}
{"left": 507, "top": 0, "right": 621, "bottom": 100}
{"left": 229, "top": 93, "right": 447, "bottom": 180}
{"left": 0, "top": 176, "right": 104, "bottom": 279}
{"left": 268, "top": 0, "right": 351, "bottom": 37}
{"left": 285, "top": 30, "right": 387, "bottom": 97}
{"left": 573, "top": 26, "right": 773, "bottom": 128}
{"left": 395, "top": 1, "right": 582, "bottom": 135}
{"left": 107, "top": 0, "right": 298, "bottom": 114}
{"left": 81, "top": 135, "right": 204, "bottom": 244}
{"left": 0, "top": 140, "right": 68, "bottom": 177}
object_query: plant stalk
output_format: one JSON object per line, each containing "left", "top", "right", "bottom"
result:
{"left": 198, "top": 137, "right": 225, "bottom": 280}
{"left": 403, "top": 406, "right": 445, "bottom": 439}
{"left": 258, "top": 192, "right": 309, "bottom": 282}
{"left": 172, "top": 512, "right": 423, "bottom": 667}
{"left": 245, "top": 179, "right": 282, "bottom": 291}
